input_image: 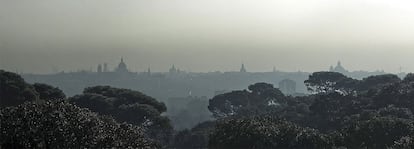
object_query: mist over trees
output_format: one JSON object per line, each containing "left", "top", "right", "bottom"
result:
{"left": 0, "top": 71, "right": 174, "bottom": 148}
{"left": 21, "top": 60, "right": 394, "bottom": 131}
{"left": 2, "top": 0, "right": 414, "bottom": 148}
{"left": 205, "top": 72, "right": 414, "bottom": 148}
{"left": 3, "top": 69, "right": 414, "bottom": 148}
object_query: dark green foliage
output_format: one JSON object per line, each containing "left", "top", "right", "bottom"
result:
{"left": 0, "top": 101, "right": 159, "bottom": 149}
{"left": 117, "top": 103, "right": 161, "bottom": 125}
{"left": 205, "top": 73, "right": 414, "bottom": 148}
{"left": 373, "top": 74, "right": 414, "bottom": 111}
{"left": 377, "top": 105, "right": 414, "bottom": 119}
{"left": 69, "top": 93, "right": 114, "bottom": 114}
{"left": 68, "top": 86, "right": 172, "bottom": 145}
{"left": 305, "top": 72, "right": 400, "bottom": 96}
{"left": 208, "top": 90, "right": 250, "bottom": 118}
{"left": 391, "top": 136, "right": 414, "bottom": 149}
{"left": 69, "top": 86, "right": 168, "bottom": 126}
{"left": 208, "top": 82, "right": 285, "bottom": 118}
{"left": 0, "top": 70, "right": 38, "bottom": 107}
{"left": 305, "top": 71, "right": 357, "bottom": 94}
{"left": 170, "top": 121, "right": 215, "bottom": 149}
{"left": 308, "top": 93, "right": 371, "bottom": 131}
{"left": 33, "top": 83, "right": 66, "bottom": 100}
{"left": 209, "top": 117, "right": 332, "bottom": 149}
{"left": 83, "top": 86, "right": 166, "bottom": 112}
{"left": 5, "top": 69, "right": 414, "bottom": 148}
{"left": 337, "top": 116, "right": 414, "bottom": 148}
{"left": 357, "top": 74, "right": 401, "bottom": 95}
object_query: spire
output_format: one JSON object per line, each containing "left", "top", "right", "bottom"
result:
{"left": 121, "top": 57, "right": 124, "bottom": 63}
{"left": 169, "top": 64, "right": 177, "bottom": 74}
{"left": 337, "top": 61, "right": 341, "bottom": 67}
{"left": 240, "top": 63, "right": 247, "bottom": 73}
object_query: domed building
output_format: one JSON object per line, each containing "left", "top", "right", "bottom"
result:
{"left": 329, "top": 61, "right": 348, "bottom": 74}
{"left": 115, "top": 58, "right": 129, "bottom": 73}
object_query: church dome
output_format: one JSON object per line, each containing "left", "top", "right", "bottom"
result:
{"left": 116, "top": 58, "right": 128, "bottom": 73}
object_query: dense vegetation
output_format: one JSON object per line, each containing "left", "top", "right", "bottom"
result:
{"left": 205, "top": 72, "right": 414, "bottom": 149}
{"left": 69, "top": 86, "right": 173, "bottom": 145}
{"left": 4, "top": 69, "right": 414, "bottom": 148}
{"left": 0, "top": 101, "right": 159, "bottom": 148}
{"left": 0, "top": 70, "right": 161, "bottom": 148}
{"left": 0, "top": 70, "right": 39, "bottom": 107}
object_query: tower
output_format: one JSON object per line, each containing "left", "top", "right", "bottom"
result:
{"left": 240, "top": 63, "right": 247, "bottom": 73}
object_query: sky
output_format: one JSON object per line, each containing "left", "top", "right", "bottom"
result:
{"left": 1, "top": 0, "right": 414, "bottom": 74}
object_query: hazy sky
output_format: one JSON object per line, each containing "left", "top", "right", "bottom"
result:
{"left": 1, "top": 0, "right": 414, "bottom": 74}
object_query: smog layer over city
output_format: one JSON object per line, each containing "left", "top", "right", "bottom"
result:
{"left": 1, "top": 0, "right": 414, "bottom": 148}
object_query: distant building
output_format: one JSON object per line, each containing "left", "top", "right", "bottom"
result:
{"left": 279, "top": 79, "right": 296, "bottom": 95}
{"left": 169, "top": 65, "right": 181, "bottom": 74}
{"left": 103, "top": 63, "right": 108, "bottom": 72}
{"left": 97, "top": 64, "right": 102, "bottom": 73}
{"left": 240, "top": 63, "right": 247, "bottom": 73}
{"left": 147, "top": 67, "right": 151, "bottom": 76}
{"left": 115, "top": 58, "right": 129, "bottom": 73}
{"left": 330, "top": 61, "right": 348, "bottom": 74}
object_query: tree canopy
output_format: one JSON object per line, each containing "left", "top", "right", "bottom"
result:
{"left": 0, "top": 101, "right": 159, "bottom": 148}
{"left": 33, "top": 83, "right": 66, "bottom": 101}
{"left": 0, "top": 70, "right": 66, "bottom": 108}
{"left": 208, "top": 82, "right": 285, "bottom": 118}
{"left": 0, "top": 70, "right": 38, "bottom": 107}
{"left": 305, "top": 71, "right": 400, "bottom": 96}
{"left": 69, "top": 86, "right": 172, "bottom": 145}
{"left": 69, "top": 86, "right": 168, "bottom": 126}
{"left": 209, "top": 117, "right": 332, "bottom": 149}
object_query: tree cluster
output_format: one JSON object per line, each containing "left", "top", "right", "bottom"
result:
{"left": 0, "top": 70, "right": 65, "bottom": 107}
{"left": 0, "top": 101, "right": 158, "bottom": 149}
{"left": 0, "top": 70, "right": 164, "bottom": 148}
{"left": 206, "top": 72, "right": 414, "bottom": 148}
{"left": 69, "top": 86, "right": 172, "bottom": 145}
